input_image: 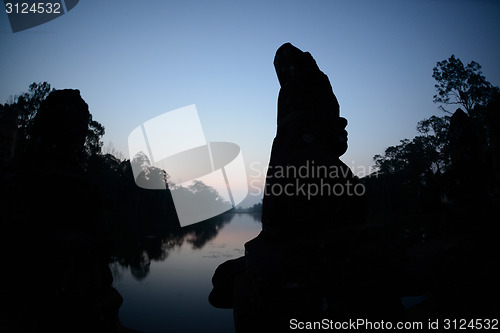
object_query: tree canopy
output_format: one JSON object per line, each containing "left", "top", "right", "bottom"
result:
{"left": 432, "top": 54, "right": 499, "bottom": 115}
{"left": 367, "top": 55, "right": 500, "bottom": 238}
{"left": 374, "top": 115, "right": 450, "bottom": 179}
{"left": 375, "top": 55, "right": 498, "bottom": 180}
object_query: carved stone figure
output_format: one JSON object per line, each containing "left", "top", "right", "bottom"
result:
{"left": 262, "top": 42, "right": 365, "bottom": 230}
{"left": 2, "top": 90, "right": 128, "bottom": 332}
{"left": 210, "top": 43, "right": 404, "bottom": 332}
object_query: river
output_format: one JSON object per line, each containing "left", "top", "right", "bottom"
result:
{"left": 110, "top": 213, "right": 261, "bottom": 333}
{"left": 110, "top": 212, "right": 424, "bottom": 332}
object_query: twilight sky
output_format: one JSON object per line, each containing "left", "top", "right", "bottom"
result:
{"left": 1, "top": 0, "right": 500, "bottom": 207}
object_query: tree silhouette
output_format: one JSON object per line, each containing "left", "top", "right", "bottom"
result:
{"left": 370, "top": 56, "right": 500, "bottom": 225}
{"left": 416, "top": 115, "right": 451, "bottom": 175}
{"left": 433, "top": 55, "right": 499, "bottom": 115}
{"left": 376, "top": 55, "right": 498, "bottom": 180}
{"left": 84, "top": 114, "right": 105, "bottom": 158}
{"left": 16, "top": 82, "right": 53, "bottom": 139}
{"left": 374, "top": 139, "right": 411, "bottom": 175}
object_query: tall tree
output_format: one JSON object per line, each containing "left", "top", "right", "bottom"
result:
{"left": 374, "top": 115, "right": 451, "bottom": 178}
{"left": 432, "top": 55, "right": 499, "bottom": 115}
{"left": 85, "top": 114, "right": 105, "bottom": 158}
{"left": 12, "top": 82, "right": 54, "bottom": 153}
{"left": 374, "top": 139, "right": 411, "bottom": 176}
{"left": 416, "top": 115, "right": 451, "bottom": 174}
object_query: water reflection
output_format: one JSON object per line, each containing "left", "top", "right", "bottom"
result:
{"left": 110, "top": 212, "right": 261, "bottom": 280}
{"left": 110, "top": 213, "right": 261, "bottom": 333}
{"left": 110, "top": 213, "right": 255, "bottom": 280}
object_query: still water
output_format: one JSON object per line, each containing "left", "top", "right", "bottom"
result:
{"left": 110, "top": 213, "right": 261, "bottom": 333}
{"left": 110, "top": 213, "right": 422, "bottom": 333}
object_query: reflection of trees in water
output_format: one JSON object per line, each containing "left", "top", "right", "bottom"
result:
{"left": 96, "top": 152, "right": 238, "bottom": 280}
{"left": 248, "top": 212, "right": 262, "bottom": 222}
{"left": 110, "top": 213, "right": 235, "bottom": 280}
{"left": 182, "top": 213, "right": 234, "bottom": 249}
{"left": 130, "top": 251, "right": 150, "bottom": 280}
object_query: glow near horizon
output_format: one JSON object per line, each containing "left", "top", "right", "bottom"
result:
{"left": 1, "top": 0, "right": 499, "bottom": 207}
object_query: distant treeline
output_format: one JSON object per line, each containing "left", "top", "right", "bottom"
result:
{"left": 235, "top": 201, "right": 263, "bottom": 213}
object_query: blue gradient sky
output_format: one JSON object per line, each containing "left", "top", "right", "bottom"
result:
{"left": 1, "top": 0, "right": 500, "bottom": 206}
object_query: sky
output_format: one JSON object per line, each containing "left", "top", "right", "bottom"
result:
{"left": 1, "top": 0, "right": 500, "bottom": 207}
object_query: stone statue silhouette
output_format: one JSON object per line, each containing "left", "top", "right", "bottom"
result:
{"left": 262, "top": 42, "right": 365, "bottom": 231}
{"left": 210, "top": 43, "right": 404, "bottom": 332}
{"left": 2, "top": 90, "right": 129, "bottom": 332}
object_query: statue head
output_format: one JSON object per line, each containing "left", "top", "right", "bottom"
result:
{"left": 29, "top": 89, "right": 90, "bottom": 167}
{"left": 273, "top": 43, "right": 348, "bottom": 157}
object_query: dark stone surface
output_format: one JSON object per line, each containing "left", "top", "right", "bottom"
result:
{"left": 262, "top": 43, "right": 365, "bottom": 230}
{"left": 445, "top": 108, "right": 488, "bottom": 209}
{"left": 0, "top": 90, "right": 134, "bottom": 332}
{"left": 210, "top": 43, "right": 405, "bottom": 332}
{"left": 28, "top": 89, "right": 90, "bottom": 170}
